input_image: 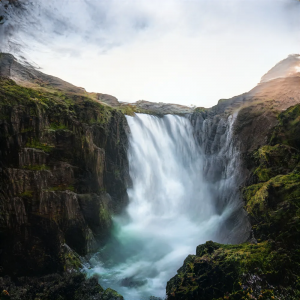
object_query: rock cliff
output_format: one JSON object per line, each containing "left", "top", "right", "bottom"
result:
{"left": 0, "top": 54, "right": 129, "bottom": 299}
{"left": 167, "top": 57, "right": 300, "bottom": 299}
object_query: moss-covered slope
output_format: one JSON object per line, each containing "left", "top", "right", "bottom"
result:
{"left": 167, "top": 104, "right": 300, "bottom": 300}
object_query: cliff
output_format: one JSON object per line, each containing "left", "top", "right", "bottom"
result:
{"left": 0, "top": 54, "right": 129, "bottom": 299}
{"left": 167, "top": 56, "right": 300, "bottom": 300}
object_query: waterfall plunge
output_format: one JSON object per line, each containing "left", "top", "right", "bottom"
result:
{"left": 86, "top": 113, "right": 249, "bottom": 300}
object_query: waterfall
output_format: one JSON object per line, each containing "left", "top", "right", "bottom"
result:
{"left": 86, "top": 113, "right": 250, "bottom": 300}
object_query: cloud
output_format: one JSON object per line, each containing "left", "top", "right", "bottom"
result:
{"left": 1, "top": 0, "right": 300, "bottom": 107}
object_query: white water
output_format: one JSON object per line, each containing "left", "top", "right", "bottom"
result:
{"left": 86, "top": 113, "right": 247, "bottom": 299}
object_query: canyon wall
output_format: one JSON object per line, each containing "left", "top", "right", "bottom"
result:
{"left": 0, "top": 54, "right": 129, "bottom": 280}
{"left": 167, "top": 68, "right": 300, "bottom": 299}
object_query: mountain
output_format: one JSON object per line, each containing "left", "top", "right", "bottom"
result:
{"left": 261, "top": 54, "right": 300, "bottom": 83}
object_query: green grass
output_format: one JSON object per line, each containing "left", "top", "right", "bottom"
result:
{"left": 0, "top": 77, "right": 115, "bottom": 128}
{"left": 44, "top": 185, "right": 75, "bottom": 192}
{"left": 22, "top": 164, "right": 50, "bottom": 171}
{"left": 48, "top": 123, "right": 69, "bottom": 130}
{"left": 26, "top": 139, "right": 55, "bottom": 152}
{"left": 19, "top": 190, "right": 33, "bottom": 198}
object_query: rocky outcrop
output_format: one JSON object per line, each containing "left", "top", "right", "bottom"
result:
{"left": 0, "top": 69, "right": 129, "bottom": 280}
{"left": 130, "top": 100, "right": 193, "bottom": 115}
{"left": 0, "top": 273, "right": 124, "bottom": 300}
{"left": 97, "top": 94, "right": 120, "bottom": 107}
{"left": 119, "top": 100, "right": 193, "bottom": 116}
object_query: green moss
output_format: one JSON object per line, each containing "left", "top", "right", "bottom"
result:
{"left": 167, "top": 240, "right": 287, "bottom": 300}
{"left": 48, "top": 122, "right": 69, "bottom": 130}
{"left": 244, "top": 172, "right": 300, "bottom": 244}
{"left": 194, "top": 107, "right": 207, "bottom": 113}
{"left": 102, "top": 288, "right": 124, "bottom": 300}
{"left": 168, "top": 240, "right": 299, "bottom": 300}
{"left": 26, "top": 138, "right": 55, "bottom": 152}
{"left": 99, "top": 206, "right": 111, "bottom": 225}
{"left": 0, "top": 77, "right": 115, "bottom": 133}
{"left": 45, "top": 185, "right": 75, "bottom": 192}
{"left": 22, "top": 164, "right": 50, "bottom": 171}
{"left": 118, "top": 103, "right": 164, "bottom": 116}
{"left": 253, "top": 166, "right": 274, "bottom": 182}
{"left": 119, "top": 105, "right": 136, "bottom": 116}
{"left": 61, "top": 249, "right": 82, "bottom": 271}
{"left": 252, "top": 144, "right": 300, "bottom": 182}
{"left": 20, "top": 127, "right": 34, "bottom": 133}
{"left": 270, "top": 104, "right": 300, "bottom": 148}
{"left": 19, "top": 190, "right": 33, "bottom": 198}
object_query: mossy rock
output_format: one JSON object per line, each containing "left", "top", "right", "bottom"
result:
{"left": 167, "top": 241, "right": 298, "bottom": 300}
{"left": 270, "top": 104, "right": 300, "bottom": 149}
{"left": 252, "top": 144, "right": 300, "bottom": 182}
{"left": 101, "top": 288, "right": 124, "bottom": 300}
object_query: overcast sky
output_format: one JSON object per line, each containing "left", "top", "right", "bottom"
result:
{"left": 2, "top": 0, "right": 300, "bottom": 107}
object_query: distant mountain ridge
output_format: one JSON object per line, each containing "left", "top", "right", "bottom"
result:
{"left": 260, "top": 54, "right": 300, "bottom": 83}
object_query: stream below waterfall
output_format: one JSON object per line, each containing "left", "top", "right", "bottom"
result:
{"left": 85, "top": 113, "right": 248, "bottom": 300}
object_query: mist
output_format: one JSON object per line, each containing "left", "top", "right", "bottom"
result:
{"left": 1, "top": 0, "right": 300, "bottom": 107}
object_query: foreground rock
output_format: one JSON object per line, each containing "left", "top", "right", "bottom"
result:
{"left": 0, "top": 273, "right": 123, "bottom": 300}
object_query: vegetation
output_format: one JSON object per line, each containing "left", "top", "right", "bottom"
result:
{"left": 22, "top": 164, "right": 50, "bottom": 171}
{"left": 0, "top": 77, "right": 114, "bottom": 129}
{"left": 167, "top": 241, "right": 283, "bottom": 300}
{"left": 194, "top": 106, "right": 207, "bottom": 113}
{"left": 45, "top": 185, "right": 75, "bottom": 192}
{"left": 26, "top": 138, "right": 55, "bottom": 152}
{"left": 19, "top": 190, "right": 33, "bottom": 198}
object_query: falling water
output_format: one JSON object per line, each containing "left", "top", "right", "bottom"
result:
{"left": 86, "top": 113, "right": 249, "bottom": 300}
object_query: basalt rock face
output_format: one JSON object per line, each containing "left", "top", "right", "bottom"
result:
{"left": 0, "top": 74, "right": 129, "bottom": 278}
{"left": 167, "top": 61, "right": 300, "bottom": 299}
{"left": 190, "top": 110, "right": 251, "bottom": 245}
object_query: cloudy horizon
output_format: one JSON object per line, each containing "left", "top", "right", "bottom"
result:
{"left": 1, "top": 0, "right": 300, "bottom": 107}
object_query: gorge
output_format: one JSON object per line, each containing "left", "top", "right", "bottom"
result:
{"left": 1, "top": 52, "right": 300, "bottom": 300}
{"left": 85, "top": 113, "right": 249, "bottom": 299}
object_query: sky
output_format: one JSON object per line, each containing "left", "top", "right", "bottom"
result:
{"left": 1, "top": 0, "right": 300, "bottom": 107}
